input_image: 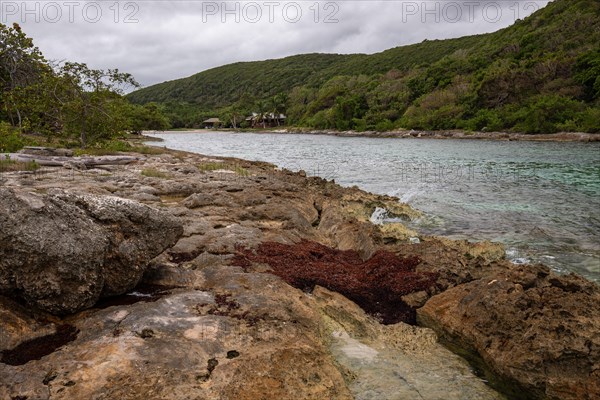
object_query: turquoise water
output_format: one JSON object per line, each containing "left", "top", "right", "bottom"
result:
{"left": 149, "top": 131, "right": 600, "bottom": 283}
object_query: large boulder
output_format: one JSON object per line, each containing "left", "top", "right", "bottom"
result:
{"left": 0, "top": 188, "right": 183, "bottom": 314}
{"left": 417, "top": 264, "right": 600, "bottom": 400}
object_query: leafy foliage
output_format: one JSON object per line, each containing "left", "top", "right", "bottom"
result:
{"left": 1, "top": 23, "right": 170, "bottom": 150}
{"left": 0, "top": 23, "right": 47, "bottom": 128}
{"left": 0, "top": 122, "right": 45, "bottom": 152}
{"left": 575, "top": 48, "right": 600, "bottom": 102}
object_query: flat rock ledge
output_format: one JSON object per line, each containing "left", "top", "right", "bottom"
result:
{"left": 0, "top": 149, "right": 598, "bottom": 400}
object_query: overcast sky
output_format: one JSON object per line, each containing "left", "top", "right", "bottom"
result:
{"left": 2, "top": 1, "right": 550, "bottom": 87}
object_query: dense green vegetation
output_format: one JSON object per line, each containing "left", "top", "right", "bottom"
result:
{"left": 0, "top": 23, "right": 169, "bottom": 152}
{"left": 128, "top": 0, "right": 600, "bottom": 134}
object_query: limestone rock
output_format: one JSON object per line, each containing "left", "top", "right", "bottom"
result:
{"left": 0, "top": 188, "right": 183, "bottom": 314}
{"left": 0, "top": 296, "right": 56, "bottom": 352}
{"left": 0, "top": 266, "right": 353, "bottom": 400}
{"left": 1, "top": 149, "right": 597, "bottom": 400}
{"left": 417, "top": 266, "right": 600, "bottom": 400}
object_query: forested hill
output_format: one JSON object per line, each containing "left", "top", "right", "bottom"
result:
{"left": 126, "top": 35, "right": 482, "bottom": 107}
{"left": 128, "top": 0, "right": 600, "bottom": 133}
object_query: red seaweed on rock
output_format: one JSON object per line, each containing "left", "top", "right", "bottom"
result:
{"left": 232, "top": 240, "right": 438, "bottom": 325}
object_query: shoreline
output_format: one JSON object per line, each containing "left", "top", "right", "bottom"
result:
{"left": 146, "top": 128, "right": 600, "bottom": 142}
{"left": 282, "top": 128, "right": 600, "bottom": 142}
{"left": 143, "top": 135, "right": 600, "bottom": 284}
{"left": 1, "top": 147, "right": 599, "bottom": 399}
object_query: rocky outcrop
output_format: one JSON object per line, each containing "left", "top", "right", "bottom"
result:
{"left": 0, "top": 263, "right": 354, "bottom": 400}
{"left": 418, "top": 264, "right": 600, "bottom": 400}
{"left": 0, "top": 148, "right": 598, "bottom": 400}
{"left": 0, "top": 261, "right": 500, "bottom": 400}
{"left": 0, "top": 188, "right": 183, "bottom": 314}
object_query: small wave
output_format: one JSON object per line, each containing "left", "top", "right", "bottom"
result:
{"left": 506, "top": 248, "right": 531, "bottom": 265}
{"left": 370, "top": 207, "right": 388, "bottom": 225}
{"left": 128, "top": 291, "right": 154, "bottom": 298}
{"left": 370, "top": 207, "right": 410, "bottom": 225}
{"left": 399, "top": 188, "right": 425, "bottom": 203}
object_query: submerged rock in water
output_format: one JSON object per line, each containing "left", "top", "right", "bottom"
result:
{"left": 0, "top": 188, "right": 183, "bottom": 314}
{"left": 314, "top": 287, "right": 504, "bottom": 400}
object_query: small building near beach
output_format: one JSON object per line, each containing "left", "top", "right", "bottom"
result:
{"left": 202, "top": 118, "right": 222, "bottom": 129}
{"left": 246, "top": 113, "right": 286, "bottom": 128}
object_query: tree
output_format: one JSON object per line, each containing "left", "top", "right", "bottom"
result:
{"left": 229, "top": 108, "right": 244, "bottom": 129}
{"left": 575, "top": 49, "right": 600, "bottom": 102}
{"left": 128, "top": 102, "right": 170, "bottom": 133}
{"left": 269, "top": 93, "right": 288, "bottom": 126}
{"left": 229, "top": 93, "right": 255, "bottom": 128}
{"left": 286, "top": 86, "right": 316, "bottom": 125}
{"left": 10, "top": 67, "right": 66, "bottom": 137}
{"left": 56, "top": 62, "right": 139, "bottom": 146}
{"left": 0, "top": 23, "right": 47, "bottom": 128}
{"left": 1, "top": 23, "right": 152, "bottom": 148}
{"left": 254, "top": 99, "right": 269, "bottom": 128}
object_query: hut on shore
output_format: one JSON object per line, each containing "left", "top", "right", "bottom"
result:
{"left": 202, "top": 118, "right": 222, "bottom": 129}
{"left": 246, "top": 113, "right": 286, "bottom": 128}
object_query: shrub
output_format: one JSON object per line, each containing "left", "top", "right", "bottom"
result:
{"left": 400, "top": 104, "right": 464, "bottom": 130}
{"left": 374, "top": 119, "right": 394, "bottom": 132}
{"left": 141, "top": 168, "right": 170, "bottom": 179}
{"left": 0, "top": 154, "right": 40, "bottom": 172}
{"left": 461, "top": 109, "right": 505, "bottom": 131}
{"left": 0, "top": 123, "right": 26, "bottom": 152}
{"left": 557, "top": 107, "right": 600, "bottom": 133}
{"left": 511, "top": 95, "right": 585, "bottom": 133}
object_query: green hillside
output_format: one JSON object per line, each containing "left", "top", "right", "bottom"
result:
{"left": 128, "top": 0, "right": 600, "bottom": 133}
{"left": 127, "top": 35, "right": 481, "bottom": 107}
{"left": 128, "top": 53, "right": 360, "bottom": 106}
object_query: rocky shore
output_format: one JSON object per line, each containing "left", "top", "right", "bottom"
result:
{"left": 1, "top": 148, "right": 598, "bottom": 399}
{"left": 276, "top": 128, "right": 600, "bottom": 142}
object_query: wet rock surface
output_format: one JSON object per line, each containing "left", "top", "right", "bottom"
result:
{"left": 0, "top": 149, "right": 598, "bottom": 399}
{"left": 313, "top": 286, "right": 504, "bottom": 400}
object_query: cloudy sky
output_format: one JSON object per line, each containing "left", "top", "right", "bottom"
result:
{"left": 2, "top": 1, "right": 550, "bottom": 87}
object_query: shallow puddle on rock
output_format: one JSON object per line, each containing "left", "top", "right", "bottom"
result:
{"left": 330, "top": 331, "right": 505, "bottom": 400}
{"left": 333, "top": 331, "right": 378, "bottom": 362}
{"left": 159, "top": 194, "right": 189, "bottom": 204}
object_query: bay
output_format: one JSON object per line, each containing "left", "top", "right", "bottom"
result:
{"left": 149, "top": 131, "right": 600, "bottom": 283}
